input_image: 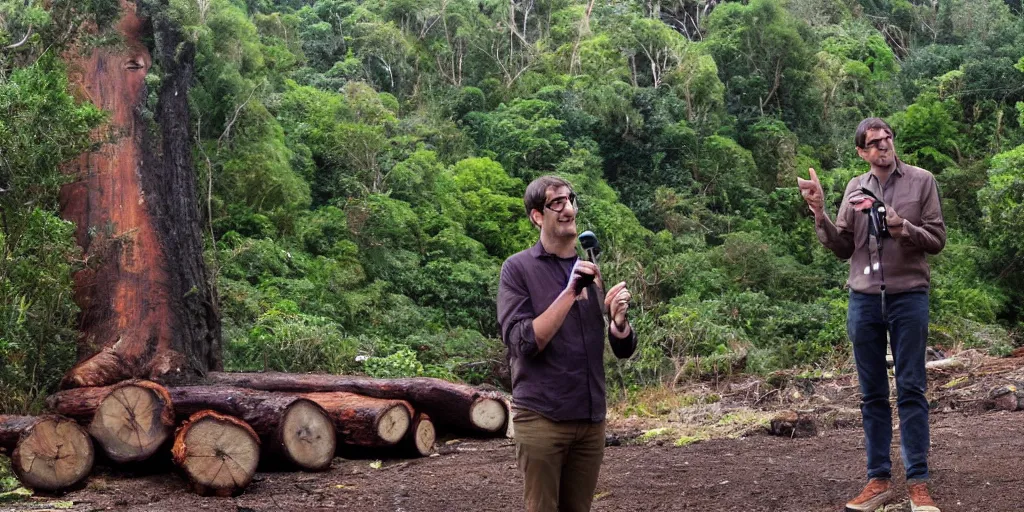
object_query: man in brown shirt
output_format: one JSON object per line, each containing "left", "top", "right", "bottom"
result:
{"left": 799, "top": 118, "right": 945, "bottom": 512}
{"left": 497, "top": 175, "right": 636, "bottom": 512}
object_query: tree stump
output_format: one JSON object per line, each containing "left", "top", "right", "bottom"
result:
{"left": 768, "top": 410, "right": 818, "bottom": 438}
{"left": 171, "top": 410, "right": 259, "bottom": 496}
{"left": 0, "top": 415, "right": 94, "bottom": 492}
{"left": 303, "top": 392, "right": 410, "bottom": 447}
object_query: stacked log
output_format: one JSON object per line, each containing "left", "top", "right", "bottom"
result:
{"left": 303, "top": 392, "right": 411, "bottom": 448}
{"left": 14, "top": 373, "right": 507, "bottom": 496}
{"left": 207, "top": 372, "right": 508, "bottom": 434}
{"left": 47, "top": 380, "right": 174, "bottom": 463}
{"left": 167, "top": 386, "right": 336, "bottom": 471}
{"left": 172, "top": 410, "right": 260, "bottom": 496}
{"left": 0, "top": 415, "right": 94, "bottom": 492}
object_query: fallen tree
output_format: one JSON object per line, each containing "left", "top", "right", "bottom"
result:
{"left": 0, "top": 415, "right": 94, "bottom": 492}
{"left": 208, "top": 372, "right": 507, "bottom": 434}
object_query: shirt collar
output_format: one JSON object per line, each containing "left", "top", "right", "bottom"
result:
{"left": 860, "top": 159, "right": 905, "bottom": 189}
{"left": 530, "top": 239, "right": 577, "bottom": 260}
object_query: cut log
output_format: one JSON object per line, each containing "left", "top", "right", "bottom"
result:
{"left": 60, "top": 0, "right": 220, "bottom": 390}
{"left": 208, "top": 372, "right": 507, "bottom": 434}
{"left": 0, "top": 415, "right": 94, "bottom": 492}
{"left": 404, "top": 413, "right": 436, "bottom": 457}
{"left": 171, "top": 410, "right": 259, "bottom": 496}
{"left": 768, "top": 410, "right": 818, "bottom": 438}
{"left": 303, "top": 392, "right": 410, "bottom": 447}
{"left": 168, "top": 386, "right": 335, "bottom": 471}
{"left": 46, "top": 380, "right": 174, "bottom": 463}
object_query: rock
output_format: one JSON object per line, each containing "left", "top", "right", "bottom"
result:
{"left": 990, "top": 385, "right": 1020, "bottom": 412}
{"left": 768, "top": 411, "right": 818, "bottom": 438}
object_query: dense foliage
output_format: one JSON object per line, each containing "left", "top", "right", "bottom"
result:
{"left": 3, "top": 0, "right": 1023, "bottom": 413}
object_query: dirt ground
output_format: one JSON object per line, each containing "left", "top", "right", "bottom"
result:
{"left": 4, "top": 353, "right": 1022, "bottom": 512}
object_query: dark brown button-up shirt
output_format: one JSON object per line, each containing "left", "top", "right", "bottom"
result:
{"left": 815, "top": 161, "right": 946, "bottom": 294}
{"left": 497, "top": 241, "right": 637, "bottom": 423}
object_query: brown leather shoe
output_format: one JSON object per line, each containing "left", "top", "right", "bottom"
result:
{"left": 908, "top": 483, "right": 940, "bottom": 512}
{"left": 845, "top": 478, "right": 893, "bottom": 511}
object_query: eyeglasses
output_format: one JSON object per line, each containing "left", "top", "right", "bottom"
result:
{"left": 864, "top": 134, "right": 893, "bottom": 150}
{"left": 544, "top": 192, "right": 578, "bottom": 213}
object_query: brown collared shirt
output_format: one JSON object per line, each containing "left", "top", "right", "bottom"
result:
{"left": 815, "top": 161, "right": 946, "bottom": 294}
{"left": 497, "top": 241, "right": 637, "bottom": 423}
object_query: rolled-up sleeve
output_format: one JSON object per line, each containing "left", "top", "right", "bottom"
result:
{"left": 608, "top": 328, "right": 636, "bottom": 359}
{"left": 900, "top": 176, "right": 946, "bottom": 254}
{"left": 497, "top": 260, "right": 539, "bottom": 359}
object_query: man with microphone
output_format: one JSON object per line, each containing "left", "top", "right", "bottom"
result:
{"left": 498, "top": 175, "right": 636, "bottom": 512}
{"left": 799, "top": 118, "right": 945, "bottom": 512}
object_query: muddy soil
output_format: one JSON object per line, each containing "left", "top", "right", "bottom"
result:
{"left": 3, "top": 409, "right": 1020, "bottom": 512}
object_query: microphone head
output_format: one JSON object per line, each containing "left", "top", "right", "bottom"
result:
{"left": 578, "top": 231, "right": 600, "bottom": 257}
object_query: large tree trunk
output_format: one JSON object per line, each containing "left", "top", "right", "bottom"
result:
{"left": 0, "top": 415, "right": 95, "bottom": 492}
{"left": 208, "top": 372, "right": 507, "bottom": 434}
{"left": 168, "top": 386, "right": 336, "bottom": 471}
{"left": 46, "top": 381, "right": 175, "bottom": 463}
{"left": 59, "top": 0, "right": 219, "bottom": 389}
{"left": 171, "top": 410, "right": 260, "bottom": 496}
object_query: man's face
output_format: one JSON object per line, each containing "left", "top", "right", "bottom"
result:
{"left": 857, "top": 128, "right": 896, "bottom": 168}
{"left": 534, "top": 185, "right": 578, "bottom": 239}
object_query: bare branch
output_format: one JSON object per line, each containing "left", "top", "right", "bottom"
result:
{"left": 4, "top": 25, "right": 33, "bottom": 50}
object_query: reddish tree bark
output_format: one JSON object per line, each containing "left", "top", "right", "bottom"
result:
{"left": 59, "top": 0, "right": 219, "bottom": 388}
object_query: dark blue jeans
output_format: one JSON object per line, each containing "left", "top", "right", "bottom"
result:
{"left": 848, "top": 291, "right": 930, "bottom": 482}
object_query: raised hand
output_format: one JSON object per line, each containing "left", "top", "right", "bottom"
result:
{"left": 604, "top": 281, "right": 632, "bottom": 331}
{"left": 797, "top": 167, "right": 825, "bottom": 215}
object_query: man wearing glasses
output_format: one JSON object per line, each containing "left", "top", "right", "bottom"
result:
{"left": 798, "top": 118, "right": 946, "bottom": 512}
{"left": 497, "top": 175, "right": 636, "bottom": 512}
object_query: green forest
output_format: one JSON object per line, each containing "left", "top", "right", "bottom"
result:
{"left": 2, "top": 0, "right": 1023, "bottom": 413}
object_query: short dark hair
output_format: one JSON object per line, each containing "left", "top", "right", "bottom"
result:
{"left": 855, "top": 117, "right": 895, "bottom": 148}
{"left": 524, "top": 175, "right": 572, "bottom": 218}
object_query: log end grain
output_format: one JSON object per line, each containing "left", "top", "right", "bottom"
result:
{"left": 89, "top": 381, "right": 174, "bottom": 463}
{"left": 469, "top": 398, "right": 506, "bottom": 433}
{"left": 279, "top": 399, "right": 336, "bottom": 471}
{"left": 172, "top": 411, "right": 260, "bottom": 496}
{"left": 409, "top": 414, "right": 435, "bottom": 457}
{"left": 377, "top": 404, "right": 411, "bottom": 445}
{"left": 12, "top": 417, "right": 94, "bottom": 492}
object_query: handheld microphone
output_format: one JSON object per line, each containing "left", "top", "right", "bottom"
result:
{"left": 579, "top": 230, "right": 600, "bottom": 262}
{"left": 574, "top": 231, "right": 600, "bottom": 294}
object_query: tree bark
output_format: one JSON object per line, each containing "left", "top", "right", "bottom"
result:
{"left": 207, "top": 372, "right": 507, "bottom": 434}
{"left": 302, "top": 392, "right": 411, "bottom": 448}
{"left": 168, "top": 386, "right": 335, "bottom": 471}
{"left": 59, "top": 0, "right": 219, "bottom": 389}
{"left": 171, "top": 410, "right": 259, "bottom": 496}
{"left": 0, "top": 415, "right": 94, "bottom": 492}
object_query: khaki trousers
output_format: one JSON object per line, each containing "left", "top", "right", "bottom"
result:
{"left": 513, "top": 409, "right": 606, "bottom": 512}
